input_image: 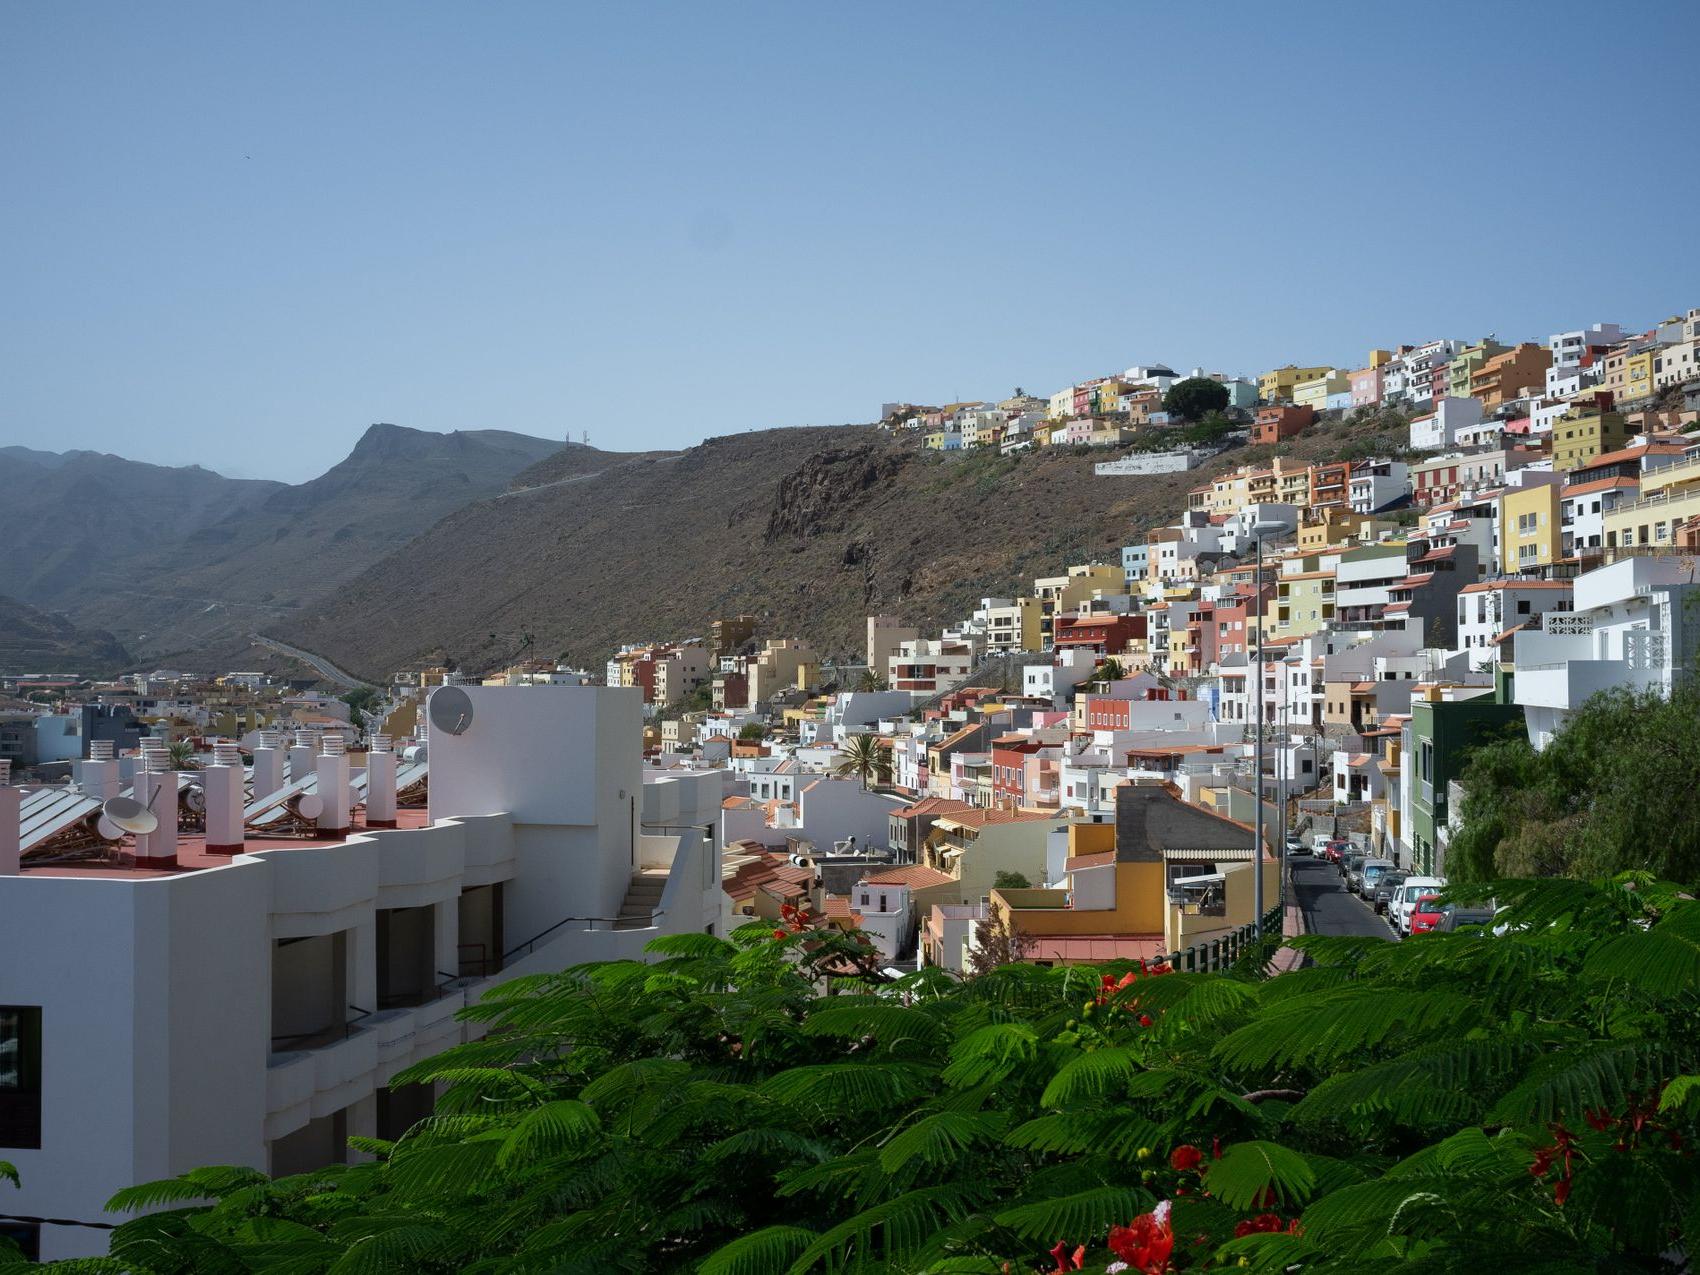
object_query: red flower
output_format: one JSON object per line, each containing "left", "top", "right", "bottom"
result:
{"left": 1047, "top": 1239, "right": 1082, "bottom": 1272}
{"left": 1211, "top": 1136, "right": 1222, "bottom": 1161}
{"left": 1107, "top": 1202, "right": 1174, "bottom": 1273}
{"left": 1117, "top": 970, "right": 1139, "bottom": 989}
{"left": 1554, "top": 1177, "right": 1572, "bottom": 1206}
{"left": 771, "top": 929, "right": 787, "bottom": 941}
{"left": 1584, "top": 1108, "right": 1614, "bottom": 1132}
{"left": 1233, "top": 1212, "right": 1286, "bottom": 1237}
{"left": 1169, "top": 1144, "right": 1204, "bottom": 1172}
{"left": 1138, "top": 1013, "right": 1154, "bottom": 1027}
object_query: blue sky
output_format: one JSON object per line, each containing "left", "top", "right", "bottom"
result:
{"left": 4, "top": 1, "right": 1698, "bottom": 481}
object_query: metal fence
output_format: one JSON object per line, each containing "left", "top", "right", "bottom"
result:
{"left": 1158, "top": 904, "right": 1285, "bottom": 974}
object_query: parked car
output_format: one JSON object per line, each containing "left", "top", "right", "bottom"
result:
{"left": 1372, "top": 872, "right": 1407, "bottom": 914}
{"left": 1357, "top": 858, "right": 1396, "bottom": 900}
{"left": 1310, "top": 840, "right": 1330, "bottom": 859}
{"left": 1408, "top": 895, "right": 1445, "bottom": 934}
{"left": 1438, "top": 902, "right": 1497, "bottom": 933}
{"left": 1392, "top": 876, "right": 1445, "bottom": 934}
{"left": 1323, "top": 842, "right": 1345, "bottom": 865}
{"left": 1342, "top": 852, "right": 1367, "bottom": 892}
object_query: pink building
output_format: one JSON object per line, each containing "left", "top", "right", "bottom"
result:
{"left": 1349, "top": 365, "right": 1384, "bottom": 408}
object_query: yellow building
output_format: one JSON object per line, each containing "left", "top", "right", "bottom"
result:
{"left": 1624, "top": 348, "right": 1657, "bottom": 403}
{"left": 982, "top": 597, "right": 1042, "bottom": 653}
{"left": 1266, "top": 562, "right": 1337, "bottom": 639}
{"left": 1500, "top": 483, "right": 1562, "bottom": 572}
{"left": 987, "top": 787, "right": 1278, "bottom": 963}
{"left": 1292, "top": 370, "right": 1350, "bottom": 412}
{"left": 1296, "top": 511, "right": 1398, "bottom": 552}
{"left": 1258, "top": 364, "right": 1334, "bottom": 403}
{"left": 1030, "top": 420, "right": 1063, "bottom": 447}
{"left": 1551, "top": 409, "right": 1633, "bottom": 474}
{"left": 1605, "top": 449, "right": 1700, "bottom": 550}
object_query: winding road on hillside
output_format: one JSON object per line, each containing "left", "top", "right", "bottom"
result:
{"left": 1289, "top": 855, "right": 1396, "bottom": 940}
{"left": 497, "top": 453, "right": 681, "bottom": 500}
{"left": 251, "top": 633, "right": 376, "bottom": 690}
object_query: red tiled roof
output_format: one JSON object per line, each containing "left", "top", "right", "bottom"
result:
{"left": 1459, "top": 579, "right": 1574, "bottom": 593}
{"left": 1020, "top": 935, "right": 1168, "bottom": 963}
{"left": 891, "top": 796, "right": 974, "bottom": 819}
{"left": 1064, "top": 850, "right": 1117, "bottom": 871}
{"left": 943, "top": 807, "right": 1055, "bottom": 829}
{"left": 861, "top": 864, "right": 955, "bottom": 889}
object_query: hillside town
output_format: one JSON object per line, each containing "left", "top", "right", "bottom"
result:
{"left": 4, "top": 304, "right": 1700, "bottom": 1260}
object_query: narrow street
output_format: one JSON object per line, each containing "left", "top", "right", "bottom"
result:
{"left": 1288, "top": 855, "right": 1395, "bottom": 940}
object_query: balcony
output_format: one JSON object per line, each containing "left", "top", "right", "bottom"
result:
{"left": 1514, "top": 659, "right": 1663, "bottom": 710}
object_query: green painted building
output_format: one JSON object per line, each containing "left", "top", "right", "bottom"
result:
{"left": 1404, "top": 685, "right": 1522, "bottom": 876}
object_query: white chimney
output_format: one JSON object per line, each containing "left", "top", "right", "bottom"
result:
{"left": 253, "top": 729, "right": 286, "bottom": 799}
{"left": 133, "top": 747, "right": 179, "bottom": 867}
{"left": 365, "top": 735, "right": 397, "bottom": 827}
{"left": 0, "top": 761, "right": 19, "bottom": 876}
{"left": 288, "top": 730, "right": 318, "bottom": 784}
{"left": 316, "top": 733, "right": 350, "bottom": 833}
{"left": 204, "top": 740, "right": 245, "bottom": 853}
{"left": 83, "top": 738, "right": 121, "bottom": 802}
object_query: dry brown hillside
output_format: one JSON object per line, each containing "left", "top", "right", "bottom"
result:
{"left": 274, "top": 415, "right": 1410, "bottom": 681}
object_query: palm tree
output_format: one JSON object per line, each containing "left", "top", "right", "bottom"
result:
{"left": 856, "top": 669, "right": 887, "bottom": 693}
{"left": 166, "top": 739, "right": 199, "bottom": 770}
{"left": 834, "top": 733, "right": 891, "bottom": 789}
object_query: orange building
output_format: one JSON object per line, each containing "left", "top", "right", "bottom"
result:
{"left": 1253, "top": 404, "right": 1315, "bottom": 445}
{"left": 1469, "top": 342, "right": 1552, "bottom": 408}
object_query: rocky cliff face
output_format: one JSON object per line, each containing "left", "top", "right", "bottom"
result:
{"left": 763, "top": 447, "right": 911, "bottom": 541}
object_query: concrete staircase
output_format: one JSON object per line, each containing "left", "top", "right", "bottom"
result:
{"left": 613, "top": 870, "right": 667, "bottom": 930}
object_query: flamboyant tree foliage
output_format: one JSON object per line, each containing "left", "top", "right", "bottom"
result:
{"left": 1450, "top": 682, "right": 1700, "bottom": 882}
{"left": 11, "top": 878, "right": 1700, "bottom": 1271}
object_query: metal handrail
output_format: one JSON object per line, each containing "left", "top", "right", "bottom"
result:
{"left": 501, "top": 908, "right": 669, "bottom": 964}
{"left": 269, "top": 1004, "right": 373, "bottom": 1052}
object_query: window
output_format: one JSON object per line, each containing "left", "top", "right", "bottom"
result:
{"left": 0, "top": 1007, "right": 42, "bottom": 1149}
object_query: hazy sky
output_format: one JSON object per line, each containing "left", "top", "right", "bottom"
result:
{"left": 4, "top": 2, "right": 1698, "bottom": 482}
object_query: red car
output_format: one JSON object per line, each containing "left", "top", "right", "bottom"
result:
{"left": 1408, "top": 895, "right": 1444, "bottom": 934}
{"left": 1324, "top": 841, "right": 1348, "bottom": 865}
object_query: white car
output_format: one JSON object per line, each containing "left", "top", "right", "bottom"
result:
{"left": 1391, "top": 876, "right": 1445, "bottom": 934}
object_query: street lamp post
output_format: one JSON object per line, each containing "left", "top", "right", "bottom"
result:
{"left": 1248, "top": 521, "right": 1284, "bottom": 941}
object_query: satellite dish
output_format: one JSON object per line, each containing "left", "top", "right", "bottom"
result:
{"left": 101, "top": 796, "right": 159, "bottom": 836}
{"left": 295, "top": 793, "right": 325, "bottom": 821}
{"left": 96, "top": 816, "right": 124, "bottom": 842}
{"left": 185, "top": 786, "right": 207, "bottom": 814}
{"left": 429, "top": 687, "right": 475, "bottom": 736}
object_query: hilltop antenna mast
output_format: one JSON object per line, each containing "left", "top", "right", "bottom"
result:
{"left": 582, "top": 430, "right": 589, "bottom": 445}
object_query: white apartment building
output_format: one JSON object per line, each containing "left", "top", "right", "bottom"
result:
{"left": 1455, "top": 580, "right": 1574, "bottom": 664}
{"left": 1386, "top": 339, "right": 1465, "bottom": 409}
{"left": 1513, "top": 557, "right": 1700, "bottom": 749}
{"left": 1348, "top": 461, "right": 1409, "bottom": 514}
{"left": 1409, "top": 396, "right": 1486, "bottom": 452}
{"left": 888, "top": 638, "right": 979, "bottom": 697}
{"left": 0, "top": 686, "right": 721, "bottom": 1261}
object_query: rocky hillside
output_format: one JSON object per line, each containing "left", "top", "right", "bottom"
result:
{"left": 275, "top": 425, "right": 1260, "bottom": 679}
{"left": 0, "top": 595, "right": 131, "bottom": 676}
{"left": 1, "top": 426, "right": 569, "bottom": 663}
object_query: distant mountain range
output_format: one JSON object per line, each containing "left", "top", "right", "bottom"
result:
{"left": 0, "top": 594, "right": 131, "bottom": 676}
{"left": 0, "top": 425, "right": 565, "bottom": 669}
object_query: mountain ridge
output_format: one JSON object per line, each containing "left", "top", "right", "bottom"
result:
{"left": 0, "top": 423, "right": 569, "bottom": 665}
